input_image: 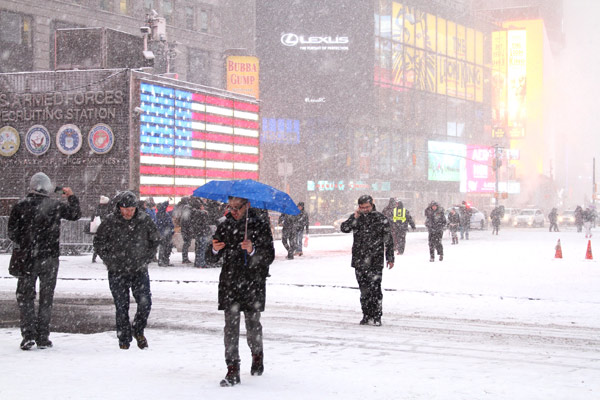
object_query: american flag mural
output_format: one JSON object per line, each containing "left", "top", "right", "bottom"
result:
{"left": 138, "top": 82, "right": 260, "bottom": 203}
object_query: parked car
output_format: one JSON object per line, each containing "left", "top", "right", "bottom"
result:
{"left": 445, "top": 206, "right": 487, "bottom": 230}
{"left": 513, "top": 209, "right": 545, "bottom": 227}
{"left": 558, "top": 210, "right": 576, "bottom": 226}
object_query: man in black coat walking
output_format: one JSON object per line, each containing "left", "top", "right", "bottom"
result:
{"left": 425, "top": 201, "right": 447, "bottom": 262}
{"left": 8, "top": 172, "right": 81, "bottom": 350}
{"left": 206, "top": 196, "right": 275, "bottom": 387}
{"left": 93, "top": 191, "right": 160, "bottom": 350}
{"left": 341, "top": 195, "right": 394, "bottom": 326}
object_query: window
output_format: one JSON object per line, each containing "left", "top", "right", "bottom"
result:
{"left": 188, "top": 50, "right": 211, "bottom": 85}
{"left": 0, "top": 11, "right": 32, "bottom": 46}
{"left": 161, "top": 0, "right": 173, "bottom": 24}
{"left": 99, "top": 0, "right": 113, "bottom": 12}
{"left": 118, "top": 0, "right": 129, "bottom": 14}
{"left": 185, "top": 6, "right": 194, "bottom": 30}
{"left": 200, "top": 9, "right": 209, "bottom": 33}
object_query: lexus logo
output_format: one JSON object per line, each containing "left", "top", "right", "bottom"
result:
{"left": 280, "top": 33, "right": 349, "bottom": 47}
{"left": 281, "top": 33, "right": 299, "bottom": 46}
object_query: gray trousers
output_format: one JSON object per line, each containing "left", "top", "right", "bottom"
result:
{"left": 224, "top": 306, "right": 263, "bottom": 364}
{"left": 16, "top": 257, "right": 59, "bottom": 341}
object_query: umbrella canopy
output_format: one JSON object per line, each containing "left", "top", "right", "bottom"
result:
{"left": 192, "top": 179, "right": 300, "bottom": 215}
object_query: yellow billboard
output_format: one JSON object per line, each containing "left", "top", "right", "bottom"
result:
{"left": 507, "top": 30, "right": 526, "bottom": 138}
{"left": 226, "top": 56, "right": 260, "bottom": 99}
{"left": 492, "top": 31, "right": 507, "bottom": 138}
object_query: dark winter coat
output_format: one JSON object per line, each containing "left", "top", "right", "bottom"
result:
{"left": 294, "top": 209, "right": 309, "bottom": 235}
{"left": 93, "top": 207, "right": 160, "bottom": 273}
{"left": 575, "top": 207, "right": 584, "bottom": 225}
{"left": 447, "top": 211, "right": 461, "bottom": 231}
{"left": 340, "top": 210, "right": 394, "bottom": 270}
{"left": 548, "top": 209, "right": 558, "bottom": 224}
{"left": 92, "top": 203, "right": 112, "bottom": 221}
{"left": 490, "top": 207, "right": 502, "bottom": 227}
{"left": 278, "top": 213, "right": 296, "bottom": 234}
{"left": 191, "top": 207, "right": 211, "bottom": 237}
{"left": 8, "top": 193, "right": 81, "bottom": 261}
{"left": 459, "top": 206, "right": 472, "bottom": 228}
{"left": 206, "top": 208, "right": 275, "bottom": 312}
{"left": 156, "top": 202, "right": 174, "bottom": 237}
{"left": 425, "top": 203, "right": 446, "bottom": 233}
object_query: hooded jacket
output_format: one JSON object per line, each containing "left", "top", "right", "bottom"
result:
{"left": 206, "top": 208, "right": 275, "bottom": 312}
{"left": 93, "top": 203, "right": 160, "bottom": 273}
{"left": 425, "top": 202, "right": 446, "bottom": 232}
{"left": 8, "top": 192, "right": 81, "bottom": 260}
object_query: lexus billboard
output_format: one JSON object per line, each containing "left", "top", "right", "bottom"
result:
{"left": 256, "top": 0, "right": 373, "bottom": 119}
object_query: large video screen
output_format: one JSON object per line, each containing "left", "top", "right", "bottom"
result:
{"left": 428, "top": 140, "right": 466, "bottom": 182}
{"left": 138, "top": 82, "right": 260, "bottom": 203}
{"left": 256, "top": 0, "right": 373, "bottom": 118}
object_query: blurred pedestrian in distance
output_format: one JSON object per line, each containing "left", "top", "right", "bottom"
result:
{"left": 278, "top": 212, "right": 297, "bottom": 259}
{"left": 548, "top": 208, "right": 559, "bottom": 232}
{"left": 583, "top": 207, "right": 594, "bottom": 238}
{"left": 191, "top": 198, "right": 212, "bottom": 268}
{"left": 156, "top": 201, "right": 174, "bottom": 266}
{"left": 8, "top": 172, "right": 81, "bottom": 350}
{"left": 490, "top": 206, "right": 504, "bottom": 236}
{"left": 575, "top": 206, "right": 584, "bottom": 233}
{"left": 294, "top": 202, "right": 309, "bottom": 256}
{"left": 448, "top": 207, "right": 461, "bottom": 242}
{"left": 93, "top": 191, "right": 160, "bottom": 350}
{"left": 341, "top": 194, "right": 394, "bottom": 326}
{"left": 425, "top": 201, "right": 446, "bottom": 262}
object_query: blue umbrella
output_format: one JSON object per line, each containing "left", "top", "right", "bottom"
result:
{"left": 192, "top": 179, "right": 300, "bottom": 215}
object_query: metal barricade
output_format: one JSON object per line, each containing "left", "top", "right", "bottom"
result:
{"left": 0, "top": 216, "right": 93, "bottom": 255}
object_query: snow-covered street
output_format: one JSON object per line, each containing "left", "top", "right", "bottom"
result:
{"left": 1, "top": 228, "right": 599, "bottom": 399}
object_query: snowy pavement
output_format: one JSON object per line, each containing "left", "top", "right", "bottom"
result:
{"left": 0, "top": 228, "right": 599, "bottom": 399}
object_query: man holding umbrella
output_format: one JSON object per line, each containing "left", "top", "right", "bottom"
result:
{"left": 206, "top": 196, "right": 275, "bottom": 387}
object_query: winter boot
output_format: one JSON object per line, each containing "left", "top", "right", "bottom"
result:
{"left": 430, "top": 256, "right": 435, "bottom": 262}
{"left": 251, "top": 352, "right": 264, "bottom": 376}
{"left": 36, "top": 337, "right": 53, "bottom": 349}
{"left": 439, "top": 254, "right": 443, "bottom": 261}
{"left": 135, "top": 334, "right": 148, "bottom": 349}
{"left": 119, "top": 341, "right": 130, "bottom": 350}
{"left": 220, "top": 360, "right": 241, "bottom": 387}
{"left": 20, "top": 338, "right": 35, "bottom": 351}
{"left": 359, "top": 316, "right": 370, "bottom": 325}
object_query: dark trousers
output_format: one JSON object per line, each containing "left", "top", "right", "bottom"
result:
{"left": 181, "top": 232, "right": 193, "bottom": 261}
{"left": 108, "top": 269, "right": 152, "bottom": 344}
{"left": 492, "top": 223, "right": 500, "bottom": 235}
{"left": 549, "top": 223, "right": 559, "bottom": 232}
{"left": 355, "top": 268, "right": 383, "bottom": 320}
{"left": 223, "top": 306, "right": 263, "bottom": 364}
{"left": 281, "top": 230, "right": 296, "bottom": 258}
{"left": 194, "top": 233, "right": 211, "bottom": 267}
{"left": 16, "top": 257, "right": 59, "bottom": 341}
{"left": 392, "top": 228, "right": 408, "bottom": 254}
{"left": 428, "top": 231, "right": 444, "bottom": 258}
{"left": 159, "top": 233, "right": 173, "bottom": 265}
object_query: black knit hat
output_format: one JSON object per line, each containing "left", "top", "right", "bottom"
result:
{"left": 116, "top": 191, "right": 137, "bottom": 208}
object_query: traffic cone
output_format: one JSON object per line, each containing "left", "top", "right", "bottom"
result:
{"left": 554, "top": 239, "right": 562, "bottom": 259}
{"left": 585, "top": 240, "right": 593, "bottom": 260}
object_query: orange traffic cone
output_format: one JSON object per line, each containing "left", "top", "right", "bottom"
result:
{"left": 554, "top": 239, "right": 562, "bottom": 259}
{"left": 585, "top": 240, "right": 593, "bottom": 260}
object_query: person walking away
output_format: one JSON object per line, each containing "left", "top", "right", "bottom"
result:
{"left": 574, "top": 205, "right": 584, "bottom": 233}
{"left": 91, "top": 196, "right": 111, "bottom": 263}
{"left": 340, "top": 195, "right": 394, "bottom": 326}
{"left": 425, "top": 201, "right": 446, "bottom": 261}
{"left": 206, "top": 196, "right": 275, "bottom": 387}
{"left": 156, "top": 201, "right": 174, "bottom": 266}
{"left": 448, "top": 208, "right": 461, "bottom": 243}
{"left": 459, "top": 201, "right": 472, "bottom": 240}
{"left": 391, "top": 200, "right": 416, "bottom": 255}
{"left": 177, "top": 198, "right": 194, "bottom": 264}
{"left": 490, "top": 206, "right": 503, "bottom": 235}
{"left": 382, "top": 198, "right": 397, "bottom": 250}
{"left": 191, "top": 198, "right": 212, "bottom": 268}
{"left": 583, "top": 207, "right": 594, "bottom": 238}
{"left": 93, "top": 191, "right": 160, "bottom": 349}
{"left": 294, "top": 202, "right": 309, "bottom": 256}
{"left": 8, "top": 172, "right": 81, "bottom": 350}
{"left": 278, "top": 212, "right": 296, "bottom": 259}
{"left": 548, "top": 208, "right": 559, "bottom": 232}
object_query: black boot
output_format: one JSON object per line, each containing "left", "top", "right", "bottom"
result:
{"left": 220, "top": 360, "right": 240, "bottom": 387}
{"left": 251, "top": 352, "right": 264, "bottom": 376}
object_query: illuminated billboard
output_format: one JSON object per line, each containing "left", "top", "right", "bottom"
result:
{"left": 139, "top": 82, "right": 260, "bottom": 202}
{"left": 428, "top": 140, "right": 466, "bottom": 182}
{"left": 376, "top": 2, "right": 484, "bottom": 102}
{"left": 507, "top": 30, "right": 527, "bottom": 138}
{"left": 226, "top": 56, "right": 259, "bottom": 99}
{"left": 491, "top": 31, "right": 508, "bottom": 138}
{"left": 461, "top": 145, "right": 495, "bottom": 193}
